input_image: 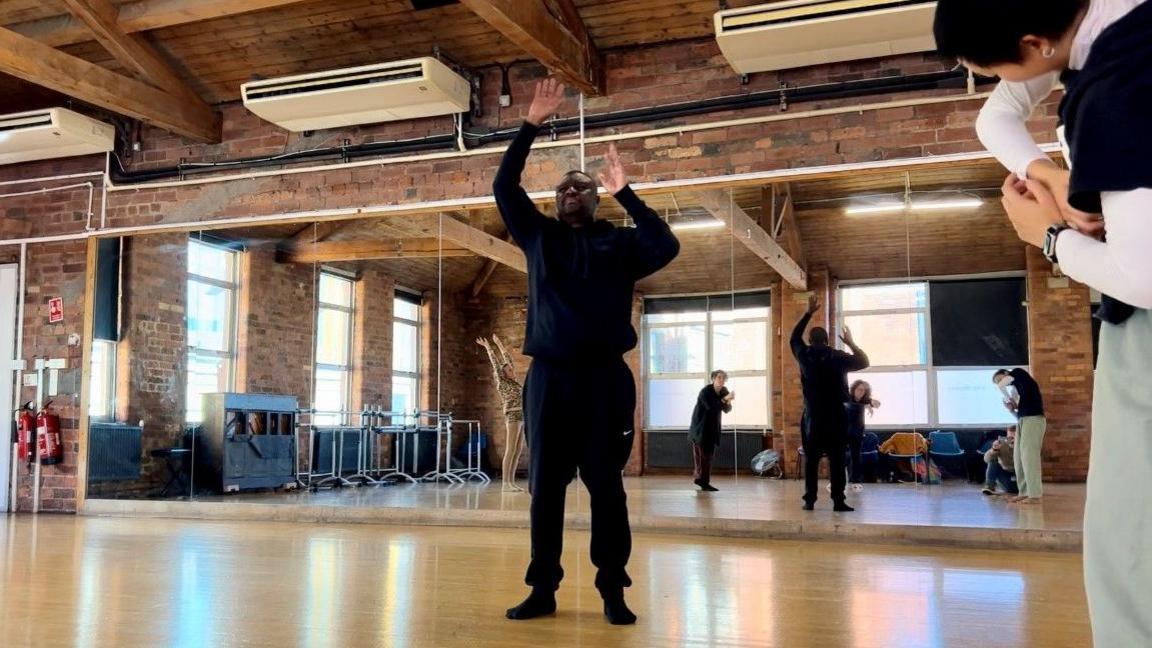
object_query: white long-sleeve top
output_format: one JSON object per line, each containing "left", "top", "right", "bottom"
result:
{"left": 974, "top": 0, "right": 1152, "bottom": 308}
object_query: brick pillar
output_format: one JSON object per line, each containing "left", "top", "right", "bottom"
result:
{"left": 775, "top": 268, "right": 831, "bottom": 478}
{"left": 115, "top": 233, "right": 189, "bottom": 493}
{"left": 1026, "top": 247, "right": 1093, "bottom": 481}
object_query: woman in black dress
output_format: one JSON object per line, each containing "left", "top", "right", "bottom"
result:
{"left": 689, "top": 370, "right": 734, "bottom": 492}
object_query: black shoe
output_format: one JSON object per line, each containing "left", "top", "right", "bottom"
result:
{"left": 506, "top": 589, "right": 557, "bottom": 620}
{"left": 802, "top": 502, "right": 815, "bottom": 511}
{"left": 693, "top": 478, "right": 705, "bottom": 489}
{"left": 833, "top": 502, "right": 855, "bottom": 512}
{"left": 602, "top": 592, "right": 637, "bottom": 625}
{"left": 702, "top": 483, "right": 719, "bottom": 492}
{"left": 981, "top": 487, "right": 995, "bottom": 496}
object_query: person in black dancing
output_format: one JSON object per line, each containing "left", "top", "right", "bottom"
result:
{"left": 791, "top": 294, "right": 870, "bottom": 511}
{"left": 689, "top": 370, "right": 735, "bottom": 492}
{"left": 495, "top": 78, "right": 680, "bottom": 625}
{"left": 844, "top": 379, "right": 881, "bottom": 491}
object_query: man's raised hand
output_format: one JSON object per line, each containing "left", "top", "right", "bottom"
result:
{"left": 527, "top": 78, "right": 566, "bottom": 127}
{"left": 597, "top": 144, "right": 628, "bottom": 195}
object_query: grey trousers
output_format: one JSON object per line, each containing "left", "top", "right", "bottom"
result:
{"left": 1084, "top": 308, "right": 1152, "bottom": 645}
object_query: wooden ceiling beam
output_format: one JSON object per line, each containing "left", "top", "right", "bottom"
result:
{"left": 766, "top": 184, "right": 807, "bottom": 273}
{"left": 695, "top": 188, "right": 808, "bottom": 290}
{"left": 9, "top": 0, "right": 316, "bottom": 49}
{"left": 277, "top": 238, "right": 473, "bottom": 264}
{"left": 0, "top": 26, "right": 219, "bottom": 142}
{"left": 468, "top": 232, "right": 515, "bottom": 299}
{"left": 458, "top": 0, "right": 604, "bottom": 96}
{"left": 60, "top": 0, "right": 207, "bottom": 106}
{"left": 285, "top": 220, "right": 352, "bottom": 247}
{"left": 408, "top": 214, "right": 528, "bottom": 274}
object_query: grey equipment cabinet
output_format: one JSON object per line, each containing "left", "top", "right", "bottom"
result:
{"left": 199, "top": 393, "right": 298, "bottom": 493}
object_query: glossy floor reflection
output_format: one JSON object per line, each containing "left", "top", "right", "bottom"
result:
{"left": 0, "top": 515, "right": 1088, "bottom": 648}
{"left": 187, "top": 476, "right": 1085, "bottom": 532}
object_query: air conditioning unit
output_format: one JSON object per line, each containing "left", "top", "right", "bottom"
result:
{"left": 0, "top": 108, "right": 115, "bottom": 166}
{"left": 715, "top": 0, "right": 938, "bottom": 74}
{"left": 241, "top": 57, "right": 471, "bottom": 132}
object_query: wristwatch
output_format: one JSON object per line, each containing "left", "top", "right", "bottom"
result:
{"left": 1042, "top": 224, "right": 1069, "bottom": 264}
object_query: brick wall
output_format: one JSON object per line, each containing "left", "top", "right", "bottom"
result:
{"left": 106, "top": 233, "right": 189, "bottom": 497}
{"left": 1026, "top": 248, "right": 1094, "bottom": 481}
{"left": 13, "top": 240, "right": 89, "bottom": 512}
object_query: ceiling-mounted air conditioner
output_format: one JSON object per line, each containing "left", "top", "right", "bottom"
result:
{"left": 241, "top": 57, "right": 471, "bottom": 132}
{"left": 0, "top": 108, "right": 115, "bottom": 166}
{"left": 715, "top": 0, "right": 938, "bottom": 74}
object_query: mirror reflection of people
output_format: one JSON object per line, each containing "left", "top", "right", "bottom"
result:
{"left": 477, "top": 335, "right": 525, "bottom": 493}
{"left": 844, "top": 380, "right": 880, "bottom": 492}
{"left": 689, "top": 370, "right": 734, "bottom": 492}
{"left": 992, "top": 368, "right": 1046, "bottom": 505}
{"left": 494, "top": 78, "right": 680, "bottom": 625}
{"left": 935, "top": 2, "right": 1152, "bottom": 643}
{"left": 791, "top": 295, "right": 870, "bottom": 511}
{"left": 982, "top": 426, "right": 1019, "bottom": 497}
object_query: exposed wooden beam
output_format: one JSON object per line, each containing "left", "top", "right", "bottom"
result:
{"left": 277, "top": 238, "right": 472, "bottom": 264}
{"left": 458, "top": 0, "right": 604, "bottom": 96}
{"left": 10, "top": 0, "right": 315, "bottom": 49}
{"left": 468, "top": 232, "right": 515, "bottom": 299}
{"left": 408, "top": 214, "right": 527, "bottom": 273}
{"left": 285, "top": 220, "right": 351, "bottom": 247}
{"left": 695, "top": 188, "right": 807, "bottom": 290}
{"left": 767, "top": 185, "right": 807, "bottom": 273}
{"left": 60, "top": 0, "right": 207, "bottom": 105}
{"left": 0, "top": 26, "right": 219, "bottom": 142}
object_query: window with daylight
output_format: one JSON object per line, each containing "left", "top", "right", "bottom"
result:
{"left": 839, "top": 277, "right": 1027, "bottom": 428}
{"left": 88, "top": 339, "right": 116, "bottom": 419}
{"left": 643, "top": 292, "right": 771, "bottom": 429}
{"left": 391, "top": 291, "right": 422, "bottom": 414}
{"left": 186, "top": 238, "right": 240, "bottom": 423}
{"left": 313, "top": 272, "right": 355, "bottom": 426}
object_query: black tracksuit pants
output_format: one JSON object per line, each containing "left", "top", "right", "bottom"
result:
{"left": 802, "top": 408, "right": 848, "bottom": 505}
{"left": 523, "top": 357, "right": 636, "bottom": 593}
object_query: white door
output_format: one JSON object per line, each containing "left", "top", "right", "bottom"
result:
{"left": 0, "top": 264, "right": 17, "bottom": 512}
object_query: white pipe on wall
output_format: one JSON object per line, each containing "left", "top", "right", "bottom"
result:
{"left": 7, "top": 244, "right": 25, "bottom": 512}
{"left": 0, "top": 140, "right": 1060, "bottom": 249}
{"left": 102, "top": 92, "right": 996, "bottom": 193}
{"left": 0, "top": 171, "right": 103, "bottom": 188}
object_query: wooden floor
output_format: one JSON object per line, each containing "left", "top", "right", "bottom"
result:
{"left": 89, "top": 477, "right": 1087, "bottom": 552}
{"left": 195, "top": 476, "right": 1086, "bottom": 531}
{"left": 0, "top": 515, "right": 1089, "bottom": 648}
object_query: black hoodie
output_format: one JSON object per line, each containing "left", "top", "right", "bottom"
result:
{"left": 493, "top": 122, "right": 680, "bottom": 362}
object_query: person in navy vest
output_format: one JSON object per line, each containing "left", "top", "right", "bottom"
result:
{"left": 494, "top": 78, "right": 680, "bottom": 626}
{"left": 935, "top": 1, "right": 1152, "bottom": 643}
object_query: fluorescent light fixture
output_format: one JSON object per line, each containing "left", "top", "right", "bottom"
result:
{"left": 845, "top": 198, "right": 982, "bottom": 215}
{"left": 671, "top": 219, "right": 726, "bottom": 231}
{"left": 912, "top": 198, "right": 984, "bottom": 211}
{"left": 844, "top": 202, "right": 905, "bottom": 215}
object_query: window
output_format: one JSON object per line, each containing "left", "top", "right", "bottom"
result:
{"left": 643, "top": 292, "right": 771, "bottom": 429}
{"left": 186, "top": 238, "right": 239, "bottom": 423}
{"left": 392, "top": 291, "right": 421, "bottom": 414}
{"left": 88, "top": 339, "right": 116, "bottom": 419}
{"left": 314, "top": 272, "right": 355, "bottom": 426}
{"left": 840, "top": 277, "right": 1026, "bottom": 428}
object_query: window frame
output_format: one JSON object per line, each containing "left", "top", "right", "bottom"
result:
{"left": 185, "top": 237, "right": 240, "bottom": 423}
{"left": 391, "top": 289, "right": 422, "bottom": 414}
{"left": 838, "top": 272, "right": 1028, "bottom": 429}
{"left": 88, "top": 338, "right": 117, "bottom": 420}
{"left": 642, "top": 291, "right": 773, "bottom": 431}
{"left": 313, "top": 271, "right": 356, "bottom": 426}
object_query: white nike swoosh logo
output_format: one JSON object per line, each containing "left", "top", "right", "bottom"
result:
{"left": 623, "top": 430, "right": 634, "bottom": 436}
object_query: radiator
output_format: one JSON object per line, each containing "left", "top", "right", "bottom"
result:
{"left": 88, "top": 422, "right": 143, "bottom": 482}
{"left": 646, "top": 429, "right": 767, "bottom": 470}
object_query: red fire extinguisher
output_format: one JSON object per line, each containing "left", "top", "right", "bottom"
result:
{"left": 16, "top": 401, "right": 34, "bottom": 463}
{"left": 36, "top": 400, "right": 63, "bottom": 466}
